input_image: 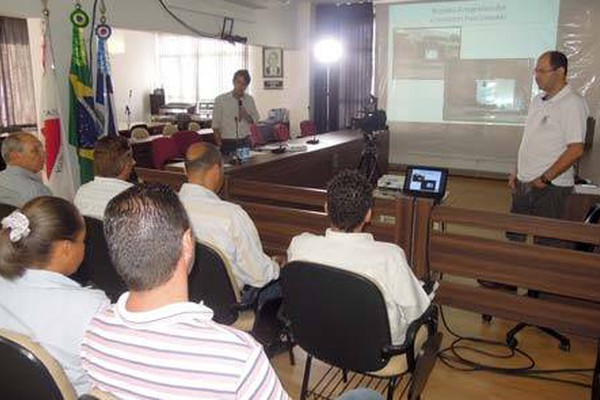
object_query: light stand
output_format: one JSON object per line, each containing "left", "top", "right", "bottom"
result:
{"left": 312, "top": 38, "right": 342, "bottom": 143}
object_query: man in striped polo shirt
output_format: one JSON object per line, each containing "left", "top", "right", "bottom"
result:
{"left": 81, "top": 183, "right": 289, "bottom": 399}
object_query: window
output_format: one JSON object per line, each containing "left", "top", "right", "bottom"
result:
{"left": 156, "top": 33, "right": 247, "bottom": 104}
{"left": 0, "top": 17, "right": 37, "bottom": 131}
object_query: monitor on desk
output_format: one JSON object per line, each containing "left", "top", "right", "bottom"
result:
{"left": 403, "top": 165, "right": 448, "bottom": 202}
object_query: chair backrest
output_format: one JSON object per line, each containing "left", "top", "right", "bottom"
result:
{"left": 274, "top": 123, "right": 290, "bottom": 141}
{"left": 249, "top": 124, "right": 265, "bottom": 148}
{"left": 299, "top": 120, "right": 317, "bottom": 137}
{"left": 188, "top": 241, "right": 241, "bottom": 325}
{"left": 0, "top": 202, "right": 16, "bottom": 219}
{"left": 0, "top": 329, "right": 77, "bottom": 400}
{"left": 576, "top": 203, "right": 600, "bottom": 252}
{"left": 130, "top": 127, "right": 150, "bottom": 141}
{"left": 172, "top": 130, "right": 203, "bottom": 156}
{"left": 151, "top": 136, "right": 180, "bottom": 169}
{"left": 281, "top": 261, "right": 393, "bottom": 372}
{"left": 76, "top": 217, "right": 127, "bottom": 302}
{"left": 188, "top": 121, "right": 201, "bottom": 131}
{"left": 162, "top": 123, "right": 178, "bottom": 137}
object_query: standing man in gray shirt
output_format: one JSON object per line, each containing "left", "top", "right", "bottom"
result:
{"left": 0, "top": 132, "right": 52, "bottom": 207}
{"left": 212, "top": 69, "right": 260, "bottom": 154}
{"left": 508, "top": 51, "right": 588, "bottom": 246}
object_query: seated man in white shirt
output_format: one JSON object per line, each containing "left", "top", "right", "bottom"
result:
{"left": 74, "top": 136, "right": 135, "bottom": 219}
{"left": 288, "top": 170, "right": 431, "bottom": 345}
{"left": 81, "top": 183, "right": 289, "bottom": 399}
{"left": 0, "top": 132, "right": 52, "bottom": 207}
{"left": 179, "top": 142, "right": 280, "bottom": 291}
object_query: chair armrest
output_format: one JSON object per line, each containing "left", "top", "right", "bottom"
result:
{"left": 382, "top": 304, "right": 439, "bottom": 357}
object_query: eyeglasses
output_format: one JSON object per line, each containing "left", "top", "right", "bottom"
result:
{"left": 534, "top": 67, "right": 558, "bottom": 74}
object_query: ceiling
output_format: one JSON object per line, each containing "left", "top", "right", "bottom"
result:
{"left": 220, "top": 0, "right": 372, "bottom": 10}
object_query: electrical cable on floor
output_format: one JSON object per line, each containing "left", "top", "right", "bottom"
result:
{"left": 438, "top": 305, "right": 593, "bottom": 389}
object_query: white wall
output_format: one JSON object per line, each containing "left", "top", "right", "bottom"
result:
{"left": 109, "top": 29, "right": 158, "bottom": 127}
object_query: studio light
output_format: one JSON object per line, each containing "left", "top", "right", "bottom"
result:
{"left": 314, "top": 38, "right": 343, "bottom": 64}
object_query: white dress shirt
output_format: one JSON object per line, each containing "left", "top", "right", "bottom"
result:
{"left": 0, "top": 269, "right": 109, "bottom": 395}
{"left": 517, "top": 84, "right": 589, "bottom": 186}
{"left": 288, "top": 229, "right": 431, "bottom": 345}
{"left": 74, "top": 177, "right": 133, "bottom": 220}
{"left": 212, "top": 91, "right": 260, "bottom": 139}
{"left": 179, "top": 183, "right": 279, "bottom": 289}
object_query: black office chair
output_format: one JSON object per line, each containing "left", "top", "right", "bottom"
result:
{"left": 281, "top": 261, "right": 441, "bottom": 400}
{"left": 70, "top": 217, "right": 127, "bottom": 302}
{"left": 188, "top": 241, "right": 255, "bottom": 328}
{"left": 0, "top": 329, "right": 77, "bottom": 400}
{"left": 189, "top": 241, "right": 290, "bottom": 360}
{"left": 505, "top": 203, "right": 600, "bottom": 351}
{"left": 0, "top": 202, "right": 16, "bottom": 219}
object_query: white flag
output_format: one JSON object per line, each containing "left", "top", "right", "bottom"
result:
{"left": 40, "top": 12, "right": 79, "bottom": 200}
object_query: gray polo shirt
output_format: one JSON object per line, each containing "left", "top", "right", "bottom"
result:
{"left": 0, "top": 165, "right": 52, "bottom": 207}
{"left": 212, "top": 91, "right": 260, "bottom": 140}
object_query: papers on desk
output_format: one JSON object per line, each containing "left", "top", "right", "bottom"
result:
{"left": 257, "top": 142, "right": 308, "bottom": 152}
{"left": 574, "top": 184, "right": 600, "bottom": 195}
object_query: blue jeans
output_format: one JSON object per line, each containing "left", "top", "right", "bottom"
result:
{"left": 336, "top": 388, "right": 384, "bottom": 400}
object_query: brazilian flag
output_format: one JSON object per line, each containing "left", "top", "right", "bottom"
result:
{"left": 68, "top": 5, "right": 100, "bottom": 184}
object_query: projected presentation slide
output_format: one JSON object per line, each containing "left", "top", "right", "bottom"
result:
{"left": 386, "top": 0, "right": 560, "bottom": 125}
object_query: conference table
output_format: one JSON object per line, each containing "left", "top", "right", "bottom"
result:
{"left": 162, "top": 130, "right": 389, "bottom": 189}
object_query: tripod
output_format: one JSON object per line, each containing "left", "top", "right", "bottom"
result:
{"left": 357, "top": 133, "right": 381, "bottom": 184}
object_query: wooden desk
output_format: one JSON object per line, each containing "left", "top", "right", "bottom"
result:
{"left": 164, "top": 130, "right": 389, "bottom": 189}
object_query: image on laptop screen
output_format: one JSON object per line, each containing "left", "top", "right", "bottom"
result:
{"left": 403, "top": 166, "right": 448, "bottom": 201}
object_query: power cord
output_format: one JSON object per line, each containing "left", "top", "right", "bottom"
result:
{"left": 438, "top": 305, "right": 593, "bottom": 389}
{"left": 156, "top": 0, "right": 217, "bottom": 38}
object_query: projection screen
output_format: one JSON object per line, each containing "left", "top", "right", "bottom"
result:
{"left": 375, "top": 0, "right": 600, "bottom": 174}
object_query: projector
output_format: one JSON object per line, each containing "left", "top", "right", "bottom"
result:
{"left": 377, "top": 174, "right": 405, "bottom": 191}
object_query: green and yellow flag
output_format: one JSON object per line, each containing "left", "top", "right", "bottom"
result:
{"left": 68, "top": 4, "right": 100, "bottom": 184}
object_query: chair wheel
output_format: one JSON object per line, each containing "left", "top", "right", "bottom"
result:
{"left": 482, "top": 314, "right": 492, "bottom": 323}
{"left": 559, "top": 342, "right": 571, "bottom": 352}
{"left": 506, "top": 337, "right": 518, "bottom": 349}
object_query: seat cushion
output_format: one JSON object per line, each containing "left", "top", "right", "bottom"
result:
{"left": 232, "top": 310, "right": 256, "bottom": 332}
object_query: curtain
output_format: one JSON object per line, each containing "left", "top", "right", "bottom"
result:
{"left": 156, "top": 33, "right": 247, "bottom": 104}
{"left": 0, "top": 17, "right": 36, "bottom": 130}
{"left": 313, "top": 4, "right": 373, "bottom": 133}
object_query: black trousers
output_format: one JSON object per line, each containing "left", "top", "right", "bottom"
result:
{"left": 507, "top": 180, "right": 572, "bottom": 246}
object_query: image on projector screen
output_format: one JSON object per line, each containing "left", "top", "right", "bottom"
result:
{"left": 392, "top": 28, "right": 461, "bottom": 80}
{"left": 443, "top": 59, "right": 534, "bottom": 124}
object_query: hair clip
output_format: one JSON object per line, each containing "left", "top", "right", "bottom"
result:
{"left": 1, "top": 211, "right": 31, "bottom": 243}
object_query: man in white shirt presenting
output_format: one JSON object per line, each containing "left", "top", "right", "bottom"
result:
{"left": 212, "top": 69, "right": 260, "bottom": 154}
{"left": 288, "top": 170, "right": 430, "bottom": 345}
{"left": 74, "top": 136, "right": 135, "bottom": 219}
{"left": 179, "top": 142, "right": 280, "bottom": 291}
{"left": 509, "top": 51, "right": 588, "bottom": 239}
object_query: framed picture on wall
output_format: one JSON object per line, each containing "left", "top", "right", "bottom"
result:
{"left": 263, "top": 47, "right": 284, "bottom": 78}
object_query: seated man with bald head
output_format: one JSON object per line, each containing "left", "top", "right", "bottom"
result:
{"left": 74, "top": 136, "right": 135, "bottom": 219}
{"left": 0, "top": 132, "right": 52, "bottom": 207}
{"left": 179, "top": 142, "right": 279, "bottom": 291}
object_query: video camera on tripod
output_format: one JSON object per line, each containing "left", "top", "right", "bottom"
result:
{"left": 354, "top": 98, "right": 388, "bottom": 183}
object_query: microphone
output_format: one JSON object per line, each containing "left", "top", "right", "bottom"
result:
{"left": 232, "top": 116, "right": 241, "bottom": 164}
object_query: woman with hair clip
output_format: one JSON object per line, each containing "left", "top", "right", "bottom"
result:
{"left": 0, "top": 196, "right": 109, "bottom": 396}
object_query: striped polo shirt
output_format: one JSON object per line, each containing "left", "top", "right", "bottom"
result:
{"left": 81, "top": 293, "right": 289, "bottom": 399}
